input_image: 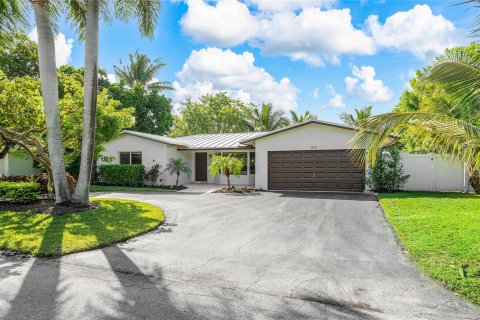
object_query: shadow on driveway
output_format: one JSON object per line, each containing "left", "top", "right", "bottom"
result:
{"left": 276, "top": 191, "right": 377, "bottom": 201}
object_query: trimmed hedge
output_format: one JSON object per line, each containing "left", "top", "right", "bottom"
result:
{"left": 98, "top": 164, "right": 145, "bottom": 186}
{"left": 0, "top": 181, "right": 40, "bottom": 203}
{"left": 0, "top": 173, "right": 76, "bottom": 194}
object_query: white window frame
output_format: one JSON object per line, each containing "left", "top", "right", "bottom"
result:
{"left": 119, "top": 152, "right": 142, "bottom": 165}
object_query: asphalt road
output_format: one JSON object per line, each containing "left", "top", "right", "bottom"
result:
{"left": 0, "top": 191, "right": 479, "bottom": 319}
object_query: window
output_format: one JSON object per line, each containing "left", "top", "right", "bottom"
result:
{"left": 229, "top": 153, "right": 248, "bottom": 175}
{"left": 119, "top": 152, "right": 142, "bottom": 165}
{"left": 249, "top": 152, "right": 255, "bottom": 174}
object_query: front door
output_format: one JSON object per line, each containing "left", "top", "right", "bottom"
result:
{"left": 195, "top": 152, "right": 208, "bottom": 181}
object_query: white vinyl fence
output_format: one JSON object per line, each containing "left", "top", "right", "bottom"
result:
{"left": 401, "top": 153, "right": 471, "bottom": 192}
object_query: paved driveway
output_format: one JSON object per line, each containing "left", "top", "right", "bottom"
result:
{"left": 0, "top": 191, "right": 479, "bottom": 320}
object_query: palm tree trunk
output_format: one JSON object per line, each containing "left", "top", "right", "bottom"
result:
{"left": 176, "top": 173, "right": 179, "bottom": 186}
{"left": 227, "top": 174, "right": 231, "bottom": 188}
{"left": 32, "top": 2, "right": 71, "bottom": 204}
{"left": 72, "top": 0, "right": 99, "bottom": 205}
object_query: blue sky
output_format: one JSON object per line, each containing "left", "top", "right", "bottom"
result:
{"left": 29, "top": 0, "right": 477, "bottom": 123}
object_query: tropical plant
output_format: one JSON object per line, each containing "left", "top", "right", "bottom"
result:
{"left": 246, "top": 103, "right": 289, "bottom": 132}
{"left": 339, "top": 106, "right": 373, "bottom": 127}
{"left": 165, "top": 157, "right": 191, "bottom": 186}
{"left": 351, "top": 48, "right": 480, "bottom": 194}
{"left": 365, "top": 145, "right": 410, "bottom": 192}
{"left": 170, "top": 92, "right": 253, "bottom": 137}
{"left": 143, "top": 163, "right": 162, "bottom": 186}
{"left": 208, "top": 155, "right": 243, "bottom": 188}
{"left": 290, "top": 110, "right": 317, "bottom": 124}
{"left": 114, "top": 50, "right": 173, "bottom": 91}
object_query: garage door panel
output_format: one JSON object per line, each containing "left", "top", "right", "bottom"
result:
{"left": 268, "top": 150, "right": 364, "bottom": 191}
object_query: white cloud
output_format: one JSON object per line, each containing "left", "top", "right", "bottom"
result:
{"left": 107, "top": 73, "right": 117, "bottom": 83}
{"left": 180, "top": 0, "right": 259, "bottom": 46}
{"left": 28, "top": 28, "right": 74, "bottom": 67}
{"left": 310, "top": 88, "right": 320, "bottom": 99}
{"left": 326, "top": 84, "right": 345, "bottom": 108}
{"left": 344, "top": 65, "right": 392, "bottom": 102}
{"left": 366, "top": 4, "right": 463, "bottom": 62}
{"left": 247, "top": 0, "right": 336, "bottom": 12}
{"left": 173, "top": 47, "right": 297, "bottom": 111}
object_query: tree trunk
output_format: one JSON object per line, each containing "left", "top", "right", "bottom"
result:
{"left": 176, "top": 173, "right": 179, "bottom": 186}
{"left": 226, "top": 174, "right": 231, "bottom": 188}
{"left": 32, "top": 2, "right": 71, "bottom": 204}
{"left": 72, "top": 0, "right": 99, "bottom": 205}
{"left": 469, "top": 170, "right": 480, "bottom": 194}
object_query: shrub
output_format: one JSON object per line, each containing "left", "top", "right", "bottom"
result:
{"left": 365, "top": 145, "right": 410, "bottom": 192}
{"left": 98, "top": 164, "right": 145, "bottom": 186}
{"left": 143, "top": 164, "right": 163, "bottom": 186}
{"left": 0, "top": 173, "right": 77, "bottom": 194}
{"left": 0, "top": 181, "right": 40, "bottom": 203}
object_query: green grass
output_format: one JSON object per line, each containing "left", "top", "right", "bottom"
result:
{"left": 90, "top": 185, "right": 174, "bottom": 192}
{"left": 0, "top": 199, "right": 165, "bottom": 257}
{"left": 379, "top": 192, "right": 480, "bottom": 305}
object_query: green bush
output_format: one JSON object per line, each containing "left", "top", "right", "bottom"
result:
{"left": 365, "top": 145, "right": 410, "bottom": 192}
{"left": 0, "top": 181, "right": 40, "bottom": 203}
{"left": 98, "top": 164, "right": 145, "bottom": 186}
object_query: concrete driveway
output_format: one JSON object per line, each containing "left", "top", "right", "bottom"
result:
{"left": 0, "top": 191, "right": 479, "bottom": 320}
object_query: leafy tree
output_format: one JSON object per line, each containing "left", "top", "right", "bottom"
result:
{"left": 108, "top": 83, "right": 174, "bottom": 135}
{"left": 290, "top": 110, "right": 317, "bottom": 123}
{"left": 114, "top": 50, "right": 173, "bottom": 91}
{"left": 246, "top": 103, "right": 289, "bottom": 132}
{"left": 165, "top": 157, "right": 191, "bottom": 186}
{"left": 0, "top": 31, "right": 39, "bottom": 79}
{"left": 352, "top": 45, "right": 480, "bottom": 194}
{"left": 365, "top": 145, "right": 410, "bottom": 192}
{"left": 339, "top": 106, "right": 373, "bottom": 127}
{"left": 171, "top": 92, "right": 253, "bottom": 137}
{"left": 209, "top": 155, "right": 244, "bottom": 188}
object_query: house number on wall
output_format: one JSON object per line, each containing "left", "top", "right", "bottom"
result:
{"left": 310, "top": 146, "right": 318, "bottom": 149}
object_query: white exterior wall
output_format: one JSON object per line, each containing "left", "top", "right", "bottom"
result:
{"left": 0, "top": 153, "right": 41, "bottom": 176}
{"left": 99, "top": 134, "right": 195, "bottom": 186}
{"left": 204, "top": 150, "right": 254, "bottom": 186}
{"left": 254, "top": 123, "right": 359, "bottom": 190}
{"left": 401, "top": 153, "right": 470, "bottom": 192}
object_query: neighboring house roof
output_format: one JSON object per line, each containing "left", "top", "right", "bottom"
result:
{"left": 121, "top": 130, "right": 189, "bottom": 147}
{"left": 240, "top": 120, "right": 357, "bottom": 144}
{"left": 177, "top": 132, "right": 265, "bottom": 150}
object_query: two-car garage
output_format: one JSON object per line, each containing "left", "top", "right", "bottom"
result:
{"left": 240, "top": 120, "right": 367, "bottom": 192}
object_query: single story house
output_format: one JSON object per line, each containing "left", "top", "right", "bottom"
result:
{"left": 0, "top": 152, "right": 42, "bottom": 177}
{"left": 99, "top": 120, "right": 368, "bottom": 191}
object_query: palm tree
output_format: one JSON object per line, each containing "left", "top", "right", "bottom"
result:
{"left": 339, "top": 106, "right": 373, "bottom": 127}
{"left": 351, "top": 50, "right": 480, "bottom": 194}
{"left": 32, "top": 0, "right": 72, "bottom": 204}
{"left": 67, "top": 0, "right": 162, "bottom": 205}
{"left": 0, "top": 1, "right": 28, "bottom": 45}
{"left": 290, "top": 110, "right": 317, "bottom": 124}
{"left": 114, "top": 50, "right": 173, "bottom": 91}
{"left": 246, "top": 103, "right": 289, "bottom": 132}
{"left": 208, "top": 155, "right": 243, "bottom": 189}
{"left": 165, "top": 157, "right": 191, "bottom": 186}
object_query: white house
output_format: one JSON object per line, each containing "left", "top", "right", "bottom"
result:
{"left": 100, "top": 120, "right": 373, "bottom": 191}
{"left": 0, "top": 152, "right": 42, "bottom": 177}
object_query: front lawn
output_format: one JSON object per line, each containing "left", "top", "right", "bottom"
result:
{"left": 90, "top": 185, "right": 175, "bottom": 192}
{"left": 379, "top": 192, "right": 480, "bottom": 305}
{"left": 0, "top": 199, "right": 165, "bottom": 256}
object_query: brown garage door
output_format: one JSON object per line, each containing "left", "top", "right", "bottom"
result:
{"left": 268, "top": 150, "right": 364, "bottom": 191}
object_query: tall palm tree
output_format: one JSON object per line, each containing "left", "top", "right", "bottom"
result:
{"left": 165, "top": 157, "right": 191, "bottom": 186}
{"left": 290, "top": 110, "right": 317, "bottom": 124}
{"left": 246, "top": 103, "right": 289, "bottom": 132}
{"left": 351, "top": 50, "right": 480, "bottom": 194}
{"left": 339, "top": 106, "right": 373, "bottom": 127}
{"left": 32, "top": 0, "right": 72, "bottom": 204}
{"left": 0, "top": 1, "right": 28, "bottom": 45}
{"left": 114, "top": 50, "right": 173, "bottom": 91}
{"left": 67, "top": 0, "right": 162, "bottom": 205}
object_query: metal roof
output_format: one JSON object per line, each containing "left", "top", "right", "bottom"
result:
{"left": 121, "top": 130, "right": 264, "bottom": 150}
{"left": 177, "top": 132, "right": 265, "bottom": 150}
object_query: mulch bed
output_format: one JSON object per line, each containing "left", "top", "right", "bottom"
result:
{"left": 212, "top": 187, "right": 257, "bottom": 194}
{"left": 0, "top": 200, "right": 99, "bottom": 215}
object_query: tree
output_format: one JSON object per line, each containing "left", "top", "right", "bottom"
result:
{"left": 339, "top": 106, "right": 373, "bottom": 127}
{"left": 0, "top": 1, "right": 28, "bottom": 46}
{"left": 165, "top": 157, "right": 191, "bottom": 186}
{"left": 171, "top": 92, "right": 253, "bottom": 137}
{"left": 114, "top": 50, "right": 173, "bottom": 91}
{"left": 0, "top": 31, "right": 39, "bottom": 79}
{"left": 209, "top": 155, "right": 244, "bottom": 188}
{"left": 246, "top": 103, "right": 289, "bottom": 132}
{"left": 290, "top": 110, "right": 317, "bottom": 124}
{"left": 108, "top": 83, "right": 173, "bottom": 135}
{"left": 352, "top": 46, "right": 480, "bottom": 194}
